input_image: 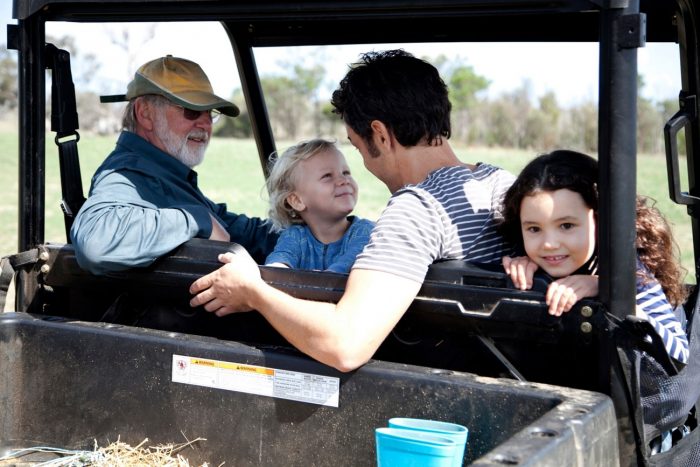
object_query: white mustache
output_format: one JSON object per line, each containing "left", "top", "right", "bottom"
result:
{"left": 187, "top": 130, "right": 209, "bottom": 142}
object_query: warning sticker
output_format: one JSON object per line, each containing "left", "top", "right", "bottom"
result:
{"left": 171, "top": 354, "right": 339, "bottom": 407}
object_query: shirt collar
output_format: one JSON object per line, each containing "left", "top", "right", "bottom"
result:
{"left": 118, "top": 131, "right": 198, "bottom": 182}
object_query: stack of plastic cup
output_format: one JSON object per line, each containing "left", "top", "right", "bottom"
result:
{"left": 375, "top": 427, "right": 457, "bottom": 466}
{"left": 375, "top": 418, "right": 469, "bottom": 466}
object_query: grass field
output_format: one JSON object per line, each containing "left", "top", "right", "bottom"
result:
{"left": 0, "top": 130, "right": 695, "bottom": 282}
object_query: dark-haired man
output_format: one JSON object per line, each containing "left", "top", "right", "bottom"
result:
{"left": 190, "top": 50, "right": 514, "bottom": 371}
{"left": 71, "top": 55, "right": 277, "bottom": 275}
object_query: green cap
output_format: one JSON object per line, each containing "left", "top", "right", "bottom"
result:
{"left": 123, "top": 55, "right": 239, "bottom": 117}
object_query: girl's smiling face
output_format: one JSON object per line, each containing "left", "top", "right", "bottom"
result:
{"left": 520, "top": 188, "right": 596, "bottom": 278}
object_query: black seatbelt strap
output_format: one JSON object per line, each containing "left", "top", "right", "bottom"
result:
{"left": 0, "top": 249, "right": 41, "bottom": 312}
{"left": 57, "top": 137, "right": 84, "bottom": 219}
{"left": 46, "top": 43, "right": 85, "bottom": 242}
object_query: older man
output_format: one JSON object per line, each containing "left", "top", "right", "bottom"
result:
{"left": 189, "top": 50, "right": 514, "bottom": 372}
{"left": 71, "top": 55, "right": 277, "bottom": 275}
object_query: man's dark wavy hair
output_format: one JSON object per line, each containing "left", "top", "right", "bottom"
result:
{"left": 331, "top": 49, "right": 451, "bottom": 148}
{"left": 499, "top": 150, "right": 599, "bottom": 251}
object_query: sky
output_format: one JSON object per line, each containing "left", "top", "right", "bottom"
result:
{"left": 2, "top": 2, "right": 683, "bottom": 108}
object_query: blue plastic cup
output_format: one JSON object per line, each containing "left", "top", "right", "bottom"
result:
{"left": 388, "top": 418, "right": 469, "bottom": 466}
{"left": 375, "top": 427, "right": 457, "bottom": 467}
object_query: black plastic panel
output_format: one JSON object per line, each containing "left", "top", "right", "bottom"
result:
{"left": 0, "top": 312, "right": 618, "bottom": 465}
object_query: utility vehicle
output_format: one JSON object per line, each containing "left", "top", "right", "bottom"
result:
{"left": 3, "top": 0, "right": 700, "bottom": 465}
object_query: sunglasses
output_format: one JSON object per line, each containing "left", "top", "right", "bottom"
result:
{"left": 169, "top": 103, "right": 222, "bottom": 123}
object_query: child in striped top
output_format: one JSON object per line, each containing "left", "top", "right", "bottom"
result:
{"left": 499, "top": 150, "right": 689, "bottom": 364}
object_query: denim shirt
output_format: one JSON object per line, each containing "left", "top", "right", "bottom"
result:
{"left": 70, "top": 131, "right": 278, "bottom": 275}
{"left": 265, "top": 216, "right": 375, "bottom": 273}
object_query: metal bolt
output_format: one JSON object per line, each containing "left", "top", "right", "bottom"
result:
{"left": 580, "top": 322, "right": 593, "bottom": 333}
{"left": 580, "top": 306, "right": 593, "bottom": 318}
{"left": 40, "top": 264, "right": 50, "bottom": 274}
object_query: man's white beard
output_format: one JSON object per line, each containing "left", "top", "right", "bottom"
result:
{"left": 154, "top": 115, "right": 209, "bottom": 168}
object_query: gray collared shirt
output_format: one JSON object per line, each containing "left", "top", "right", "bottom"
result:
{"left": 71, "top": 131, "right": 277, "bottom": 274}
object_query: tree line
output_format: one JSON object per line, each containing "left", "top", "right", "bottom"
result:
{"left": 216, "top": 55, "right": 680, "bottom": 156}
{"left": 0, "top": 42, "right": 680, "bottom": 155}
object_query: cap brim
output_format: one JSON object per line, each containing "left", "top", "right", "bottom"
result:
{"left": 169, "top": 90, "right": 240, "bottom": 117}
{"left": 100, "top": 94, "right": 128, "bottom": 103}
{"left": 125, "top": 75, "right": 240, "bottom": 117}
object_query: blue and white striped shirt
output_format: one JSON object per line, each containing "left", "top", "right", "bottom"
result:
{"left": 352, "top": 163, "right": 514, "bottom": 283}
{"left": 636, "top": 261, "right": 690, "bottom": 363}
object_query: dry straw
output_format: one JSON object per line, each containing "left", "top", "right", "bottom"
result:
{"left": 0, "top": 436, "right": 221, "bottom": 466}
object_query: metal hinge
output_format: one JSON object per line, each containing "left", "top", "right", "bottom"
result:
{"left": 6, "top": 24, "right": 18, "bottom": 51}
{"left": 617, "top": 13, "right": 646, "bottom": 49}
{"left": 679, "top": 92, "right": 698, "bottom": 120}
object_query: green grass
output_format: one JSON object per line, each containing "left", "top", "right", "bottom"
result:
{"left": 0, "top": 130, "right": 695, "bottom": 282}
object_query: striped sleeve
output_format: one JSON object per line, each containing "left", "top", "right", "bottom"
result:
{"left": 636, "top": 274, "right": 689, "bottom": 364}
{"left": 352, "top": 192, "right": 443, "bottom": 283}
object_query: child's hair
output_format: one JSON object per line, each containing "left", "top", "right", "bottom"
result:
{"left": 500, "top": 149, "right": 598, "bottom": 250}
{"left": 500, "top": 149, "right": 687, "bottom": 306}
{"left": 636, "top": 196, "right": 687, "bottom": 305}
{"left": 266, "top": 138, "right": 339, "bottom": 232}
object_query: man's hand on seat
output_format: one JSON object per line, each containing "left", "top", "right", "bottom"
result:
{"left": 190, "top": 250, "right": 261, "bottom": 315}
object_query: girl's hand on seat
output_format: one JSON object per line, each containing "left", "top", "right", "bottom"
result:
{"left": 545, "top": 275, "right": 599, "bottom": 316}
{"left": 502, "top": 256, "right": 539, "bottom": 290}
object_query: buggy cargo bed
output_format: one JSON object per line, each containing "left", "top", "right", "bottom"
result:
{"left": 0, "top": 312, "right": 618, "bottom": 466}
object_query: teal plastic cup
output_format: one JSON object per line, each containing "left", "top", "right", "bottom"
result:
{"left": 388, "top": 418, "right": 468, "bottom": 466}
{"left": 375, "top": 427, "right": 457, "bottom": 466}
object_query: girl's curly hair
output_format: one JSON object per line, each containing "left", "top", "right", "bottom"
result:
{"left": 635, "top": 195, "right": 687, "bottom": 306}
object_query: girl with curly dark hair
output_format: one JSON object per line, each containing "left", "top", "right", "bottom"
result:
{"left": 500, "top": 150, "right": 689, "bottom": 364}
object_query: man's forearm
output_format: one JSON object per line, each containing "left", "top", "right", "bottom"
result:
{"left": 71, "top": 203, "right": 198, "bottom": 274}
{"left": 245, "top": 269, "right": 420, "bottom": 372}
{"left": 246, "top": 281, "right": 359, "bottom": 369}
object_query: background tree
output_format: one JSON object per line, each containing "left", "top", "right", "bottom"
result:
{"left": 448, "top": 65, "right": 490, "bottom": 143}
{"left": 484, "top": 83, "right": 532, "bottom": 148}
{"left": 320, "top": 101, "right": 342, "bottom": 137}
{"left": 637, "top": 75, "right": 666, "bottom": 154}
{"left": 44, "top": 34, "right": 120, "bottom": 134}
{"left": 107, "top": 25, "right": 156, "bottom": 84}
{"left": 484, "top": 98, "right": 516, "bottom": 147}
{"left": 560, "top": 101, "right": 598, "bottom": 152}
{"left": 291, "top": 63, "right": 325, "bottom": 135}
{"left": 16, "top": 37, "right": 676, "bottom": 153}
{"left": 214, "top": 88, "right": 253, "bottom": 138}
{"left": 518, "top": 91, "right": 560, "bottom": 150}
{"left": 45, "top": 35, "right": 100, "bottom": 88}
{"left": 0, "top": 46, "right": 17, "bottom": 109}
{"left": 260, "top": 59, "right": 326, "bottom": 140}
{"left": 260, "top": 75, "right": 301, "bottom": 139}
{"left": 638, "top": 96, "right": 664, "bottom": 154}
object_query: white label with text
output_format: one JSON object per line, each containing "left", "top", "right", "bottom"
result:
{"left": 171, "top": 354, "right": 339, "bottom": 407}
